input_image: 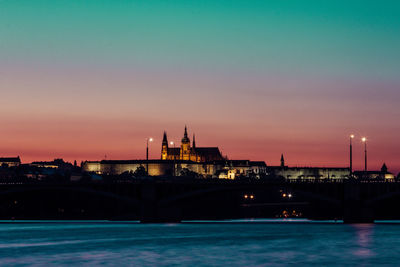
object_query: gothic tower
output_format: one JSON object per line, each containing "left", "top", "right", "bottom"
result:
{"left": 161, "top": 131, "right": 168, "bottom": 160}
{"left": 192, "top": 133, "right": 198, "bottom": 162}
{"left": 180, "top": 126, "right": 191, "bottom": 160}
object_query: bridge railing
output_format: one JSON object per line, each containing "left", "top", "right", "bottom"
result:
{"left": 286, "top": 178, "right": 348, "bottom": 183}
{"left": 285, "top": 178, "right": 399, "bottom": 184}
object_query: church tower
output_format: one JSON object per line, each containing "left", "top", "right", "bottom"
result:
{"left": 180, "top": 126, "right": 191, "bottom": 160}
{"left": 381, "top": 163, "right": 388, "bottom": 173}
{"left": 161, "top": 131, "right": 169, "bottom": 160}
{"left": 280, "top": 154, "right": 285, "bottom": 167}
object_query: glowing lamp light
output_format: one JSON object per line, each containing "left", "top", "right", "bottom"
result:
{"left": 362, "top": 137, "right": 367, "bottom": 142}
{"left": 250, "top": 195, "right": 254, "bottom": 199}
{"left": 170, "top": 141, "right": 174, "bottom": 145}
{"left": 149, "top": 137, "right": 154, "bottom": 142}
{"left": 350, "top": 134, "right": 355, "bottom": 139}
{"left": 288, "top": 194, "right": 292, "bottom": 198}
{"left": 244, "top": 194, "right": 248, "bottom": 199}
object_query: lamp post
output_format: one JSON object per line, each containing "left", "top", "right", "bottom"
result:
{"left": 146, "top": 137, "right": 153, "bottom": 175}
{"left": 362, "top": 137, "right": 367, "bottom": 172}
{"left": 350, "top": 134, "right": 354, "bottom": 177}
{"left": 170, "top": 141, "right": 175, "bottom": 176}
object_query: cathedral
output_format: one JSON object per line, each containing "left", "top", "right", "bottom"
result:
{"left": 161, "top": 126, "right": 225, "bottom": 162}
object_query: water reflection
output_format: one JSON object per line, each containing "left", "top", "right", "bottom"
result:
{"left": 1, "top": 222, "right": 399, "bottom": 266}
{"left": 352, "top": 224, "right": 375, "bottom": 258}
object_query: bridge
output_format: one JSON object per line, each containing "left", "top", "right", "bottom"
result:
{"left": 0, "top": 179, "right": 399, "bottom": 223}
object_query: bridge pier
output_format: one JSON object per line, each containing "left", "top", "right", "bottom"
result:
{"left": 139, "top": 183, "right": 182, "bottom": 223}
{"left": 343, "top": 182, "right": 374, "bottom": 224}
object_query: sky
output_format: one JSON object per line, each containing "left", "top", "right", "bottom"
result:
{"left": 0, "top": 0, "right": 399, "bottom": 173}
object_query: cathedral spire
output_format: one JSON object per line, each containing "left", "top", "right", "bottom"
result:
{"left": 161, "top": 131, "right": 169, "bottom": 160}
{"left": 193, "top": 134, "right": 196, "bottom": 148}
{"left": 280, "top": 154, "right": 285, "bottom": 167}
{"left": 184, "top": 125, "right": 188, "bottom": 138}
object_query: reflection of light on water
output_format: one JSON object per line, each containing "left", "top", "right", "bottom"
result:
{"left": 181, "top": 218, "right": 314, "bottom": 224}
{"left": 352, "top": 224, "right": 375, "bottom": 258}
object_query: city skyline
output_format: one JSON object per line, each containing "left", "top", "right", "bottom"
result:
{"left": 1, "top": 127, "right": 397, "bottom": 174}
{"left": 1, "top": 1, "right": 399, "bottom": 172}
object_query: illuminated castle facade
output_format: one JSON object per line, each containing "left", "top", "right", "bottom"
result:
{"left": 161, "top": 126, "right": 224, "bottom": 162}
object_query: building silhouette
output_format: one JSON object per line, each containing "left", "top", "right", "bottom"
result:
{"left": 161, "top": 126, "right": 224, "bottom": 162}
{"left": 0, "top": 157, "right": 21, "bottom": 167}
{"left": 353, "top": 163, "right": 395, "bottom": 179}
{"left": 267, "top": 154, "right": 350, "bottom": 180}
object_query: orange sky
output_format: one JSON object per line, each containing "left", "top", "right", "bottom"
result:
{"left": 1, "top": 1, "right": 400, "bottom": 174}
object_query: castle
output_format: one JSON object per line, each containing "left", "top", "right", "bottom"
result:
{"left": 161, "top": 126, "right": 225, "bottom": 162}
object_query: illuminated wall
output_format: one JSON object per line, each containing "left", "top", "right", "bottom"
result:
{"left": 82, "top": 160, "right": 266, "bottom": 178}
{"left": 268, "top": 167, "right": 350, "bottom": 180}
{"left": 82, "top": 160, "right": 217, "bottom": 176}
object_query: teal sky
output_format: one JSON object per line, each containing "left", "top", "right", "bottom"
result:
{"left": 0, "top": 0, "right": 399, "bottom": 172}
{"left": 2, "top": 0, "right": 400, "bottom": 77}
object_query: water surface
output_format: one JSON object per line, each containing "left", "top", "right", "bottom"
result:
{"left": 0, "top": 220, "right": 399, "bottom": 266}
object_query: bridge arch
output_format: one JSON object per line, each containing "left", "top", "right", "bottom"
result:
{"left": 158, "top": 184, "right": 341, "bottom": 207}
{"left": 0, "top": 185, "right": 141, "bottom": 208}
{"left": 367, "top": 191, "right": 400, "bottom": 206}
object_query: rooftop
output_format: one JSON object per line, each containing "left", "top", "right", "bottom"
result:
{"left": 0, "top": 157, "right": 21, "bottom": 163}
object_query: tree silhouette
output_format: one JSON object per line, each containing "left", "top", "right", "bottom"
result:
{"left": 133, "top": 166, "right": 147, "bottom": 177}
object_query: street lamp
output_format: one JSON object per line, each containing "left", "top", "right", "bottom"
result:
{"left": 146, "top": 137, "right": 153, "bottom": 175}
{"left": 350, "top": 134, "right": 354, "bottom": 177}
{"left": 362, "top": 137, "right": 367, "bottom": 172}
{"left": 170, "top": 141, "right": 176, "bottom": 176}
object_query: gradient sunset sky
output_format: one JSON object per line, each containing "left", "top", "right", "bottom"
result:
{"left": 1, "top": 0, "right": 399, "bottom": 172}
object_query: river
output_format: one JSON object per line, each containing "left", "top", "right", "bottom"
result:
{"left": 0, "top": 220, "right": 399, "bottom": 266}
